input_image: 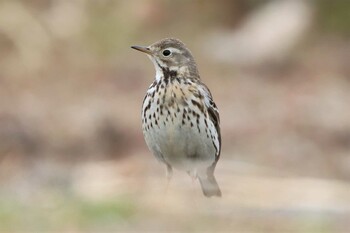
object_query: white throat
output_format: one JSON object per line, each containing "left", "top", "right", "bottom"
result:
{"left": 148, "top": 55, "right": 165, "bottom": 82}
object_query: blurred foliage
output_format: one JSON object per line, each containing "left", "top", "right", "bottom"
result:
{"left": 0, "top": 196, "right": 135, "bottom": 232}
{"left": 85, "top": 1, "right": 138, "bottom": 56}
{"left": 317, "top": 0, "right": 350, "bottom": 36}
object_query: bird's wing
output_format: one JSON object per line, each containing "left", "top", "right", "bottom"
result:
{"left": 200, "top": 83, "right": 221, "bottom": 159}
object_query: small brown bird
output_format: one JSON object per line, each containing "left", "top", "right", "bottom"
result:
{"left": 132, "top": 38, "right": 221, "bottom": 197}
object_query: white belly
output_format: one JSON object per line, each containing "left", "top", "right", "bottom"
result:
{"left": 142, "top": 101, "right": 217, "bottom": 173}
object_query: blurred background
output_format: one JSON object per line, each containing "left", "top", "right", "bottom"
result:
{"left": 0, "top": 0, "right": 350, "bottom": 232}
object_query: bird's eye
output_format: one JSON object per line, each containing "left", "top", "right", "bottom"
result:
{"left": 162, "top": 49, "right": 171, "bottom": 56}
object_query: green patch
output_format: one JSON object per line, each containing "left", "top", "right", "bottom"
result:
{"left": 0, "top": 195, "right": 136, "bottom": 232}
{"left": 317, "top": 1, "right": 350, "bottom": 36}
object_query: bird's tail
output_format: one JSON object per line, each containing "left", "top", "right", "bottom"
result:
{"left": 198, "top": 173, "right": 221, "bottom": 197}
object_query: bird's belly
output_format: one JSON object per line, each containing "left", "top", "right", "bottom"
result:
{"left": 142, "top": 106, "right": 216, "bottom": 172}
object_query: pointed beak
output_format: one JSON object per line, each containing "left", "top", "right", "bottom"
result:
{"left": 131, "top": 45, "right": 152, "bottom": 55}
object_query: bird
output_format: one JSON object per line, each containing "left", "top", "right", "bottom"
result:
{"left": 131, "top": 38, "right": 221, "bottom": 197}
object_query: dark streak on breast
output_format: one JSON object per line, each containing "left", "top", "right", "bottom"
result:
{"left": 191, "top": 99, "right": 204, "bottom": 113}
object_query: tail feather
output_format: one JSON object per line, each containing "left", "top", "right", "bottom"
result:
{"left": 198, "top": 174, "right": 221, "bottom": 197}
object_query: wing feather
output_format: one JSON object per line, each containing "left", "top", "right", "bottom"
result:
{"left": 200, "top": 82, "right": 221, "bottom": 160}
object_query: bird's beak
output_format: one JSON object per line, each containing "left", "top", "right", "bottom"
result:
{"left": 131, "top": 45, "right": 152, "bottom": 55}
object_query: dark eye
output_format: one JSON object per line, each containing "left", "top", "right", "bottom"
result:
{"left": 162, "top": 49, "right": 171, "bottom": 56}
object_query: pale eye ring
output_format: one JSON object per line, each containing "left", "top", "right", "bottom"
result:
{"left": 162, "top": 49, "right": 171, "bottom": 56}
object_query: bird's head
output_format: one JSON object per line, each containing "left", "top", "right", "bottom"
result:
{"left": 132, "top": 38, "right": 199, "bottom": 79}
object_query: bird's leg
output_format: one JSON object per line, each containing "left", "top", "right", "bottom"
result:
{"left": 166, "top": 164, "right": 173, "bottom": 181}
{"left": 187, "top": 170, "right": 199, "bottom": 196}
{"left": 187, "top": 170, "right": 198, "bottom": 183}
{"left": 165, "top": 164, "right": 173, "bottom": 194}
{"left": 187, "top": 170, "right": 199, "bottom": 206}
